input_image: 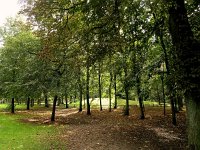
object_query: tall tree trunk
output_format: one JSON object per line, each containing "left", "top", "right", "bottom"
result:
{"left": 168, "top": 0, "right": 200, "bottom": 147}
{"left": 108, "top": 55, "right": 112, "bottom": 112}
{"left": 31, "top": 99, "right": 34, "bottom": 107}
{"left": 69, "top": 96, "right": 72, "bottom": 104}
{"left": 79, "top": 75, "right": 83, "bottom": 112}
{"left": 65, "top": 94, "right": 69, "bottom": 109}
{"left": 161, "top": 73, "right": 166, "bottom": 115}
{"left": 98, "top": 61, "right": 103, "bottom": 111}
{"left": 86, "top": 61, "right": 91, "bottom": 115}
{"left": 136, "top": 76, "right": 145, "bottom": 119}
{"left": 177, "top": 93, "right": 183, "bottom": 111}
{"left": 45, "top": 94, "right": 49, "bottom": 108}
{"left": 61, "top": 95, "right": 64, "bottom": 104}
{"left": 186, "top": 96, "right": 200, "bottom": 149}
{"left": 170, "top": 92, "right": 177, "bottom": 125}
{"left": 158, "top": 21, "right": 176, "bottom": 120}
{"left": 83, "top": 94, "right": 86, "bottom": 109}
{"left": 37, "top": 99, "right": 41, "bottom": 105}
{"left": 156, "top": 84, "right": 161, "bottom": 105}
{"left": 113, "top": 73, "right": 117, "bottom": 109}
{"left": 124, "top": 65, "right": 129, "bottom": 116}
{"left": 11, "top": 98, "right": 14, "bottom": 114}
{"left": 27, "top": 97, "right": 30, "bottom": 110}
{"left": 79, "top": 86, "right": 83, "bottom": 112}
{"left": 51, "top": 95, "right": 57, "bottom": 122}
{"left": 57, "top": 97, "right": 61, "bottom": 106}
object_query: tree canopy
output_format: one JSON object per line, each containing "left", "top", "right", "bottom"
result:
{"left": 0, "top": 0, "right": 200, "bottom": 148}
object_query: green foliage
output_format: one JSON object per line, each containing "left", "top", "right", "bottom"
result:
{"left": 0, "top": 0, "right": 198, "bottom": 111}
{"left": 0, "top": 21, "right": 42, "bottom": 99}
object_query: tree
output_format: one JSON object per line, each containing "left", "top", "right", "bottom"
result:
{"left": 167, "top": 0, "right": 200, "bottom": 148}
{"left": 0, "top": 18, "right": 42, "bottom": 109}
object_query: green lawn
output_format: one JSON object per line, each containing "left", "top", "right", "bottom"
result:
{"left": 64, "top": 98, "right": 163, "bottom": 108}
{"left": 0, "top": 113, "right": 66, "bottom": 150}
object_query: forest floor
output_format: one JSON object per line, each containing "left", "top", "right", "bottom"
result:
{"left": 19, "top": 106, "right": 187, "bottom": 150}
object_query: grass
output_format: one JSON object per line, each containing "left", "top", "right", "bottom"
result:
{"left": 0, "top": 113, "right": 66, "bottom": 150}
{"left": 0, "top": 99, "right": 170, "bottom": 149}
{"left": 0, "top": 98, "right": 166, "bottom": 112}
{"left": 59, "top": 98, "right": 164, "bottom": 109}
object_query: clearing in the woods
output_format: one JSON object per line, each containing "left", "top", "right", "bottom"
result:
{"left": 12, "top": 106, "right": 188, "bottom": 150}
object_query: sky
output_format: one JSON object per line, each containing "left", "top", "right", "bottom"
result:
{"left": 0, "top": 0, "right": 21, "bottom": 25}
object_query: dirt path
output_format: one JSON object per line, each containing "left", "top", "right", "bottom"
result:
{"left": 20, "top": 107, "right": 187, "bottom": 150}
{"left": 62, "top": 109, "right": 187, "bottom": 150}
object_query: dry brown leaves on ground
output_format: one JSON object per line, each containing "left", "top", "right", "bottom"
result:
{"left": 19, "top": 106, "right": 187, "bottom": 150}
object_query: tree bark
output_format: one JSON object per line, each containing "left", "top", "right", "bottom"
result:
{"left": 98, "top": 61, "right": 103, "bottom": 111}
{"left": 86, "top": 60, "right": 91, "bottom": 115}
{"left": 45, "top": 94, "right": 49, "bottom": 108}
{"left": 57, "top": 97, "right": 61, "bottom": 106}
{"left": 51, "top": 95, "right": 57, "bottom": 122}
{"left": 31, "top": 99, "right": 34, "bottom": 107}
{"left": 108, "top": 55, "right": 112, "bottom": 112}
{"left": 177, "top": 94, "right": 183, "bottom": 111}
{"left": 161, "top": 74, "right": 166, "bottom": 115}
{"left": 79, "top": 75, "right": 83, "bottom": 112}
{"left": 168, "top": 0, "right": 200, "bottom": 147}
{"left": 113, "top": 73, "right": 117, "bottom": 109}
{"left": 11, "top": 98, "right": 14, "bottom": 114}
{"left": 65, "top": 94, "right": 69, "bottom": 109}
{"left": 27, "top": 97, "right": 30, "bottom": 110}
{"left": 124, "top": 65, "right": 129, "bottom": 116}
{"left": 158, "top": 22, "right": 175, "bottom": 120}
{"left": 136, "top": 76, "right": 145, "bottom": 119}
{"left": 186, "top": 96, "right": 200, "bottom": 149}
{"left": 170, "top": 93, "right": 177, "bottom": 125}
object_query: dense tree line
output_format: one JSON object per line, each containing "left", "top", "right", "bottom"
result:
{"left": 0, "top": 0, "right": 199, "bottom": 148}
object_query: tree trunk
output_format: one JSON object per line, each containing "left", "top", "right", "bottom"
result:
{"left": 168, "top": 0, "right": 200, "bottom": 147}
{"left": 37, "top": 99, "right": 41, "bottom": 105}
{"left": 124, "top": 65, "right": 129, "bottom": 116}
{"left": 51, "top": 95, "right": 57, "bottom": 122}
{"left": 31, "top": 99, "right": 34, "bottom": 107}
{"left": 98, "top": 61, "right": 103, "bottom": 111}
{"left": 57, "top": 97, "right": 61, "bottom": 106}
{"left": 156, "top": 84, "right": 161, "bottom": 105}
{"left": 27, "top": 97, "right": 30, "bottom": 110}
{"left": 79, "top": 76, "right": 83, "bottom": 112}
{"left": 124, "top": 84, "right": 129, "bottom": 116}
{"left": 170, "top": 93, "right": 177, "bottom": 125}
{"left": 83, "top": 94, "right": 86, "bottom": 109}
{"left": 79, "top": 88, "right": 83, "bottom": 112}
{"left": 86, "top": 61, "right": 91, "bottom": 115}
{"left": 177, "top": 94, "right": 183, "bottom": 111}
{"left": 108, "top": 55, "right": 112, "bottom": 112}
{"left": 186, "top": 96, "right": 200, "bottom": 149}
{"left": 74, "top": 90, "right": 77, "bottom": 105}
{"left": 61, "top": 95, "right": 64, "bottom": 104}
{"left": 65, "top": 94, "right": 69, "bottom": 109}
{"left": 136, "top": 76, "right": 145, "bottom": 119}
{"left": 69, "top": 96, "right": 72, "bottom": 104}
{"left": 45, "top": 94, "right": 49, "bottom": 108}
{"left": 113, "top": 73, "right": 117, "bottom": 109}
{"left": 108, "top": 72, "right": 112, "bottom": 112}
{"left": 11, "top": 98, "right": 14, "bottom": 114}
{"left": 161, "top": 74, "right": 166, "bottom": 115}
{"left": 159, "top": 24, "right": 176, "bottom": 120}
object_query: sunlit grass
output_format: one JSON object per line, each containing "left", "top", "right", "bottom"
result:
{"left": 0, "top": 113, "right": 66, "bottom": 150}
{"left": 0, "top": 104, "right": 7, "bottom": 109}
